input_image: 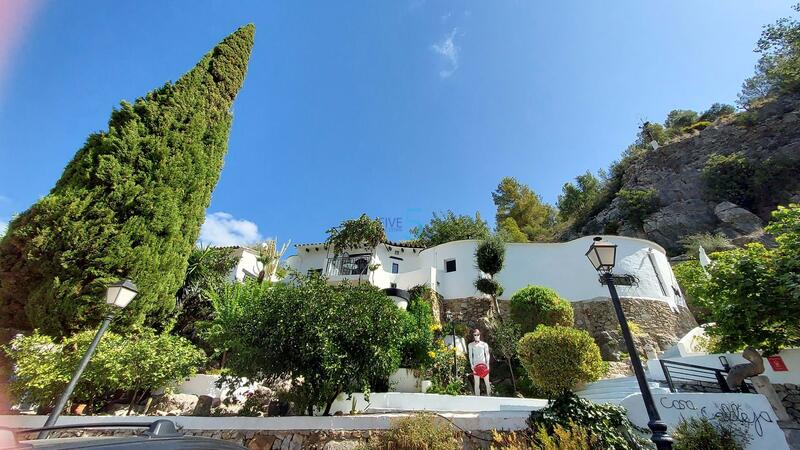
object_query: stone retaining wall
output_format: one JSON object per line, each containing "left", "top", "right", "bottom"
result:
{"left": 572, "top": 297, "right": 697, "bottom": 357}
{"left": 16, "top": 427, "right": 498, "bottom": 449}
{"left": 440, "top": 296, "right": 696, "bottom": 360}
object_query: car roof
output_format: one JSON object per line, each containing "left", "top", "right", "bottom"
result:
{"left": 20, "top": 435, "right": 248, "bottom": 450}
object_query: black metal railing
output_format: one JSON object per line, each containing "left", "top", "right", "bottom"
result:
{"left": 659, "top": 359, "right": 753, "bottom": 393}
{"left": 326, "top": 256, "right": 371, "bottom": 276}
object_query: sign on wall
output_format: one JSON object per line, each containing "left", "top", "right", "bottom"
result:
{"left": 767, "top": 355, "right": 789, "bottom": 372}
{"left": 621, "top": 393, "right": 789, "bottom": 450}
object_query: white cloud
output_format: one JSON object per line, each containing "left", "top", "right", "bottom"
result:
{"left": 431, "top": 28, "right": 460, "bottom": 78}
{"left": 199, "top": 212, "right": 262, "bottom": 246}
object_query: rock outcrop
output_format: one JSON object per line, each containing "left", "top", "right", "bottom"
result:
{"left": 569, "top": 94, "right": 800, "bottom": 253}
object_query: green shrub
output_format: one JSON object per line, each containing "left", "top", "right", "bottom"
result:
{"left": 617, "top": 188, "right": 660, "bottom": 227}
{"left": 517, "top": 326, "right": 605, "bottom": 395}
{"left": 673, "top": 205, "right": 800, "bottom": 354}
{"left": 702, "top": 152, "right": 754, "bottom": 206}
{"left": 509, "top": 286, "right": 573, "bottom": 333}
{"left": 673, "top": 417, "right": 751, "bottom": 450}
{"left": 699, "top": 103, "right": 736, "bottom": 122}
{"left": 683, "top": 121, "right": 712, "bottom": 133}
{"left": 679, "top": 232, "right": 734, "bottom": 259}
{"left": 491, "top": 421, "right": 597, "bottom": 450}
{"left": 527, "top": 392, "right": 648, "bottom": 450}
{"left": 423, "top": 340, "right": 470, "bottom": 395}
{"left": 4, "top": 329, "right": 205, "bottom": 410}
{"left": 376, "top": 412, "right": 462, "bottom": 450}
{"left": 734, "top": 110, "right": 759, "bottom": 126}
{"left": 673, "top": 260, "right": 714, "bottom": 324}
{"left": 475, "top": 277, "right": 503, "bottom": 296}
{"left": 475, "top": 235, "right": 506, "bottom": 275}
{"left": 399, "top": 295, "right": 435, "bottom": 369}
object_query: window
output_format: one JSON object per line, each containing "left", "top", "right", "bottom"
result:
{"left": 307, "top": 268, "right": 322, "bottom": 276}
{"left": 390, "top": 282, "right": 397, "bottom": 288}
{"left": 445, "top": 259, "right": 457, "bottom": 273}
{"left": 392, "top": 263, "right": 399, "bottom": 274}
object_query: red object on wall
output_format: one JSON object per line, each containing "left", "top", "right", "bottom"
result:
{"left": 767, "top": 355, "right": 788, "bottom": 372}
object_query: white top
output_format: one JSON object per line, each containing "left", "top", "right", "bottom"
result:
{"left": 468, "top": 341, "right": 490, "bottom": 368}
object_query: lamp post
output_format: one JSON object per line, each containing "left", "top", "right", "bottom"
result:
{"left": 445, "top": 310, "right": 458, "bottom": 381}
{"left": 39, "top": 279, "right": 138, "bottom": 439}
{"left": 585, "top": 238, "right": 673, "bottom": 450}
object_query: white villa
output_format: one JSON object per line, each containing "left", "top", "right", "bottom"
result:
{"left": 228, "top": 235, "right": 697, "bottom": 351}
{"left": 284, "top": 236, "right": 684, "bottom": 307}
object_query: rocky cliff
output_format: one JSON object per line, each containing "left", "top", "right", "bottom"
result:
{"left": 571, "top": 94, "right": 800, "bottom": 254}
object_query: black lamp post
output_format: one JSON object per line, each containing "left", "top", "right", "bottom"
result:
{"left": 585, "top": 237, "right": 673, "bottom": 449}
{"left": 38, "top": 279, "right": 138, "bottom": 439}
{"left": 445, "top": 310, "right": 459, "bottom": 381}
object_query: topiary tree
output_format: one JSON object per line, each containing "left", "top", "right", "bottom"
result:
{"left": 474, "top": 234, "right": 506, "bottom": 317}
{"left": 509, "top": 285, "right": 573, "bottom": 334}
{"left": 517, "top": 326, "right": 605, "bottom": 396}
{"left": 0, "top": 25, "right": 255, "bottom": 336}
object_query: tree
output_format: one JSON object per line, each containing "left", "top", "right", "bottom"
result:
{"left": 675, "top": 204, "right": 800, "bottom": 354}
{"left": 173, "top": 245, "right": 237, "bottom": 350}
{"left": 474, "top": 235, "right": 506, "bottom": 317}
{"left": 325, "top": 214, "right": 387, "bottom": 256}
{"left": 699, "top": 103, "right": 736, "bottom": 122}
{"left": 0, "top": 25, "right": 255, "bottom": 336}
{"left": 664, "top": 109, "right": 699, "bottom": 130}
{"left": 251, "top": 239, "right": 291, "bottom": 283}
{"left": 492, "top": 177, "right": 556, "bottom": 242}
{"left": 496, "top": 217, "right": 528, "bottom": 243}
{"left": 738, "top": 4, "right": 800, "bottom": 107}
{"left": 509, "top": 285, "right": 573, "bottom": 334}
{"left": 410, "top": 210, "right": 490, "bottom": 247}
{"left": 557, "top": 171, "right": 602, "bottom": 221}
{"left": 217, "top": 276, "right": 405, "bottom": 415}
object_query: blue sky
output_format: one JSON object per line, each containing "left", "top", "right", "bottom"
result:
{"left": 0, "top": 1, "right": 792, "bottom": 247}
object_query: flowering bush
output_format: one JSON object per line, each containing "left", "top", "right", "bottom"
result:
{"left": 423, "top": 340, "right": 470, "bottom": 395}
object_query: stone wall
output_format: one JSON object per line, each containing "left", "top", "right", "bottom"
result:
{"left": 441, "top": 296, "right": 697, "bottom": 361}
{"left": 18, "top": 427, "right": 498, "bottom": 449}
{"left": 572, "top": 297, "right": 697, "bottom": 359}
{"left": 439, "top": 297, "right": 509, "bottom": 334}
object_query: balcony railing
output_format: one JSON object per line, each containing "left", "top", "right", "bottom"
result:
{"left": 326, "top": 256, "right": 371, "bottom": 277}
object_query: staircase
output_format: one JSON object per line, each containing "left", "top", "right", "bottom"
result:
{"left": 574, "top": 376, "right": 670, "bottom": 405}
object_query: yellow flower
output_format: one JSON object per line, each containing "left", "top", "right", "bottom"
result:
{"left": 427, "top": 351, "right": 436, "bottom": 358}
{"left": 429, "top": 323, "right": 442, "bottom": 332}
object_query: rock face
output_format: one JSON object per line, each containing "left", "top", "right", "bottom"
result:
{"left": 570, "top": 94, "right": 800, "bottom": 254}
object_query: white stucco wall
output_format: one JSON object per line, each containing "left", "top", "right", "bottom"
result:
{"left": 283, "top": 236, "right": 685, "bottom": 309}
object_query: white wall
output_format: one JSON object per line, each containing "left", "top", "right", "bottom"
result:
{"left": 622, "top": 393, "right": 789, "bottom": 450}
{"left": 283, "top": 236, "right": 685, "bottom": 309}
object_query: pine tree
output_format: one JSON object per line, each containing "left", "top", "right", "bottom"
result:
{"left": 0, "top": 25, "right": 255, "bottom": 336}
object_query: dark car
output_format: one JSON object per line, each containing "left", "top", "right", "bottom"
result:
{"left": 1, "top": 420, "right": 247, "bottom": 450}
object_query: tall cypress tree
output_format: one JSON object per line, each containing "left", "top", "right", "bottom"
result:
{"left": 0, "top": 25, "right": 255, "bottom": 337}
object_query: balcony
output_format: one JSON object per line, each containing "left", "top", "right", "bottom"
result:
{"left": 326, "top": 255, "right": 372, "bottom": 277}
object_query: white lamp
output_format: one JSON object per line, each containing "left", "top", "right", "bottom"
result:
{"left": 105, "top": 279, "right": 138, "bottom": 309}
{"left": 585, "top": 237, "right": 617, "bottom": 274}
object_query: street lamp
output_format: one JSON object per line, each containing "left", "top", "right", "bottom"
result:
{"left": 445, "top": 310, "right": 459, "bottom": 382}
{"left": 39, "top": 279, "right": 138, "bottom": 439}
{"left": 585, "top": 237, "right": 673, "bottom": 449}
